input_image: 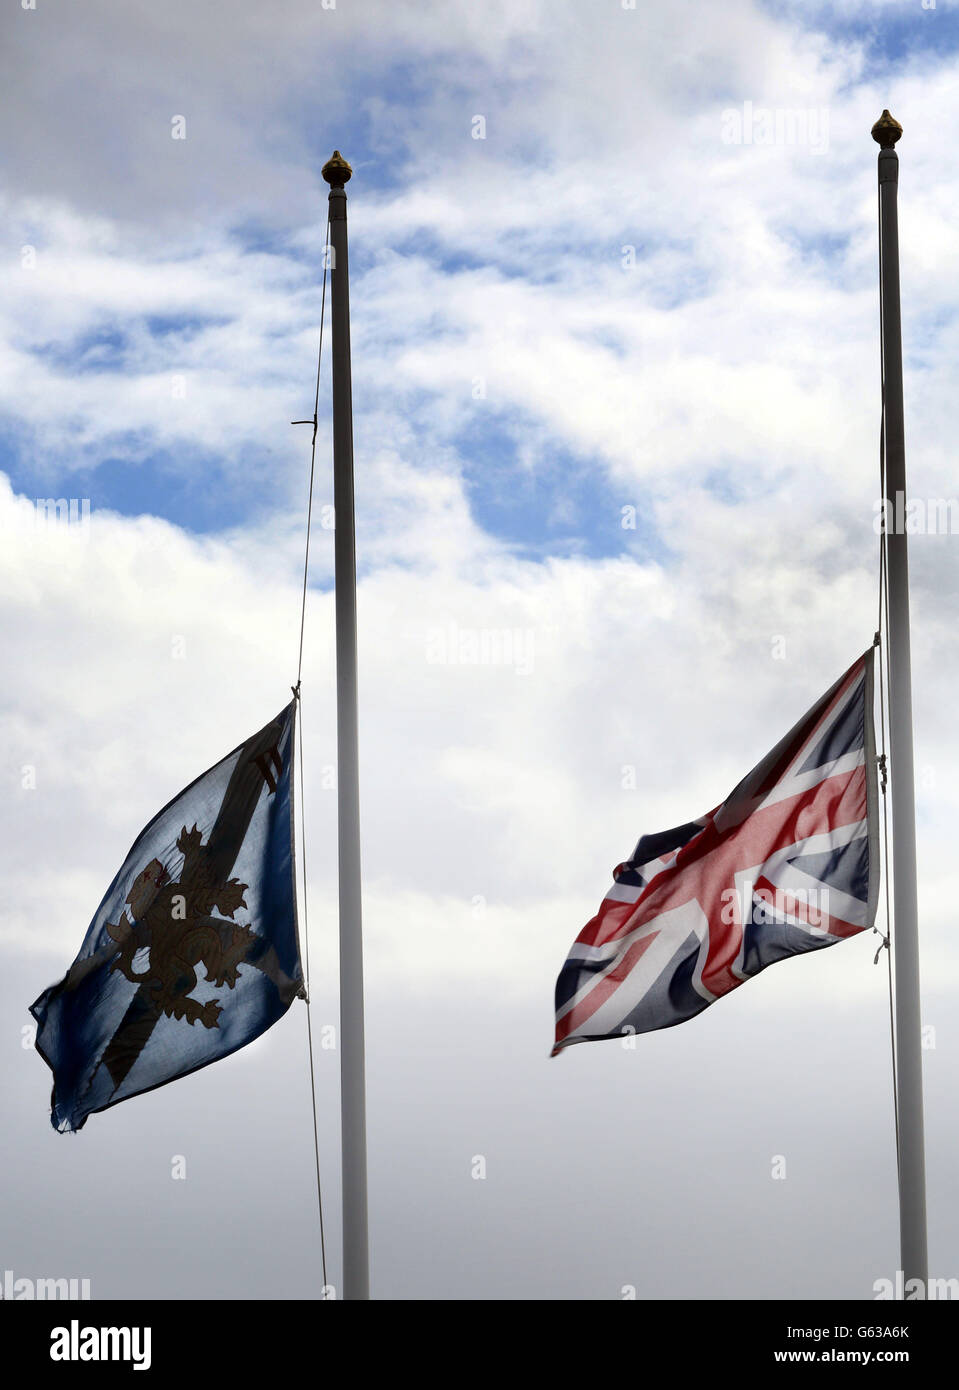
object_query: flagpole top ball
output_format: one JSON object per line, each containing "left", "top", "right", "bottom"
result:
{"left": 322, "top": 150, "right": 353, "bottom": 185}
{"left": 872, "top": 110, "right": 903, "bottom": 148}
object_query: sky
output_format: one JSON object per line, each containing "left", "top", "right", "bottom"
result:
{"left": 2, "top": 0, "right": 958, "bottom": 1301}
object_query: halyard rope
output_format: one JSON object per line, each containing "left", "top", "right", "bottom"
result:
{"left": 875, "top": 182, "right": 900, "bottom": 1176}
{"left": 292, "top": 211, "right": 332, "bottom": 1291}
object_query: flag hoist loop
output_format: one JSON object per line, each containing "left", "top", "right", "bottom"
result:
{"left": 290, "top": 211, "right": 333, "bottom": 1292}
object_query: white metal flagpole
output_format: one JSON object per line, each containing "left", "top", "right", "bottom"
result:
{"left": 322, "top": 148, "right": 370, "bottom": 1301}
{"left": 872, "top": 109, "right": 928, "bottom": 1292}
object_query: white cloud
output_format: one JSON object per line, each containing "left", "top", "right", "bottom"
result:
{"left": 3, "top": 0, "right": 956, "bottom": 1301}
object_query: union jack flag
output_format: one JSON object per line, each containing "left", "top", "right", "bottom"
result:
{"left": 553, "top": 650, "right": 879, "bottom": 1054}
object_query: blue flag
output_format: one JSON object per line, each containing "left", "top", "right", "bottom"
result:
{"left": 30, "top": 702, "right": 304, "bottom": 1132}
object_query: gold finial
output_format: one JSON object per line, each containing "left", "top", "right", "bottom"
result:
{"left": 322, "top": 150, "right": 353, "bottom": 185}
{"left": 871, "top": 110, "right": 903, "bottom": 148}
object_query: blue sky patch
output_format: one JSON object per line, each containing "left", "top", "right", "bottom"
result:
{"left": 761, "top": 0, "right": 959, "bottom": 70}
{"left": 457, "top": 412, "right": 668, "bottom": 563}
{"left": 3, "top": 439, "right": 280, "bottom": 535}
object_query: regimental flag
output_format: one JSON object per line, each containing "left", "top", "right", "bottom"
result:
{"left": 553, "top": 651, "right": 879, "bottom": 1054}
{"left": 31, "top": 702, "right": 305, "bottom": 1132}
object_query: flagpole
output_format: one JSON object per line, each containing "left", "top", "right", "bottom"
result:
{"left": 322, "top": 149, "right": 370, "bottom": 1301}
{"left": 872, "top": 110, "right": 928, "bottom": 1292}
